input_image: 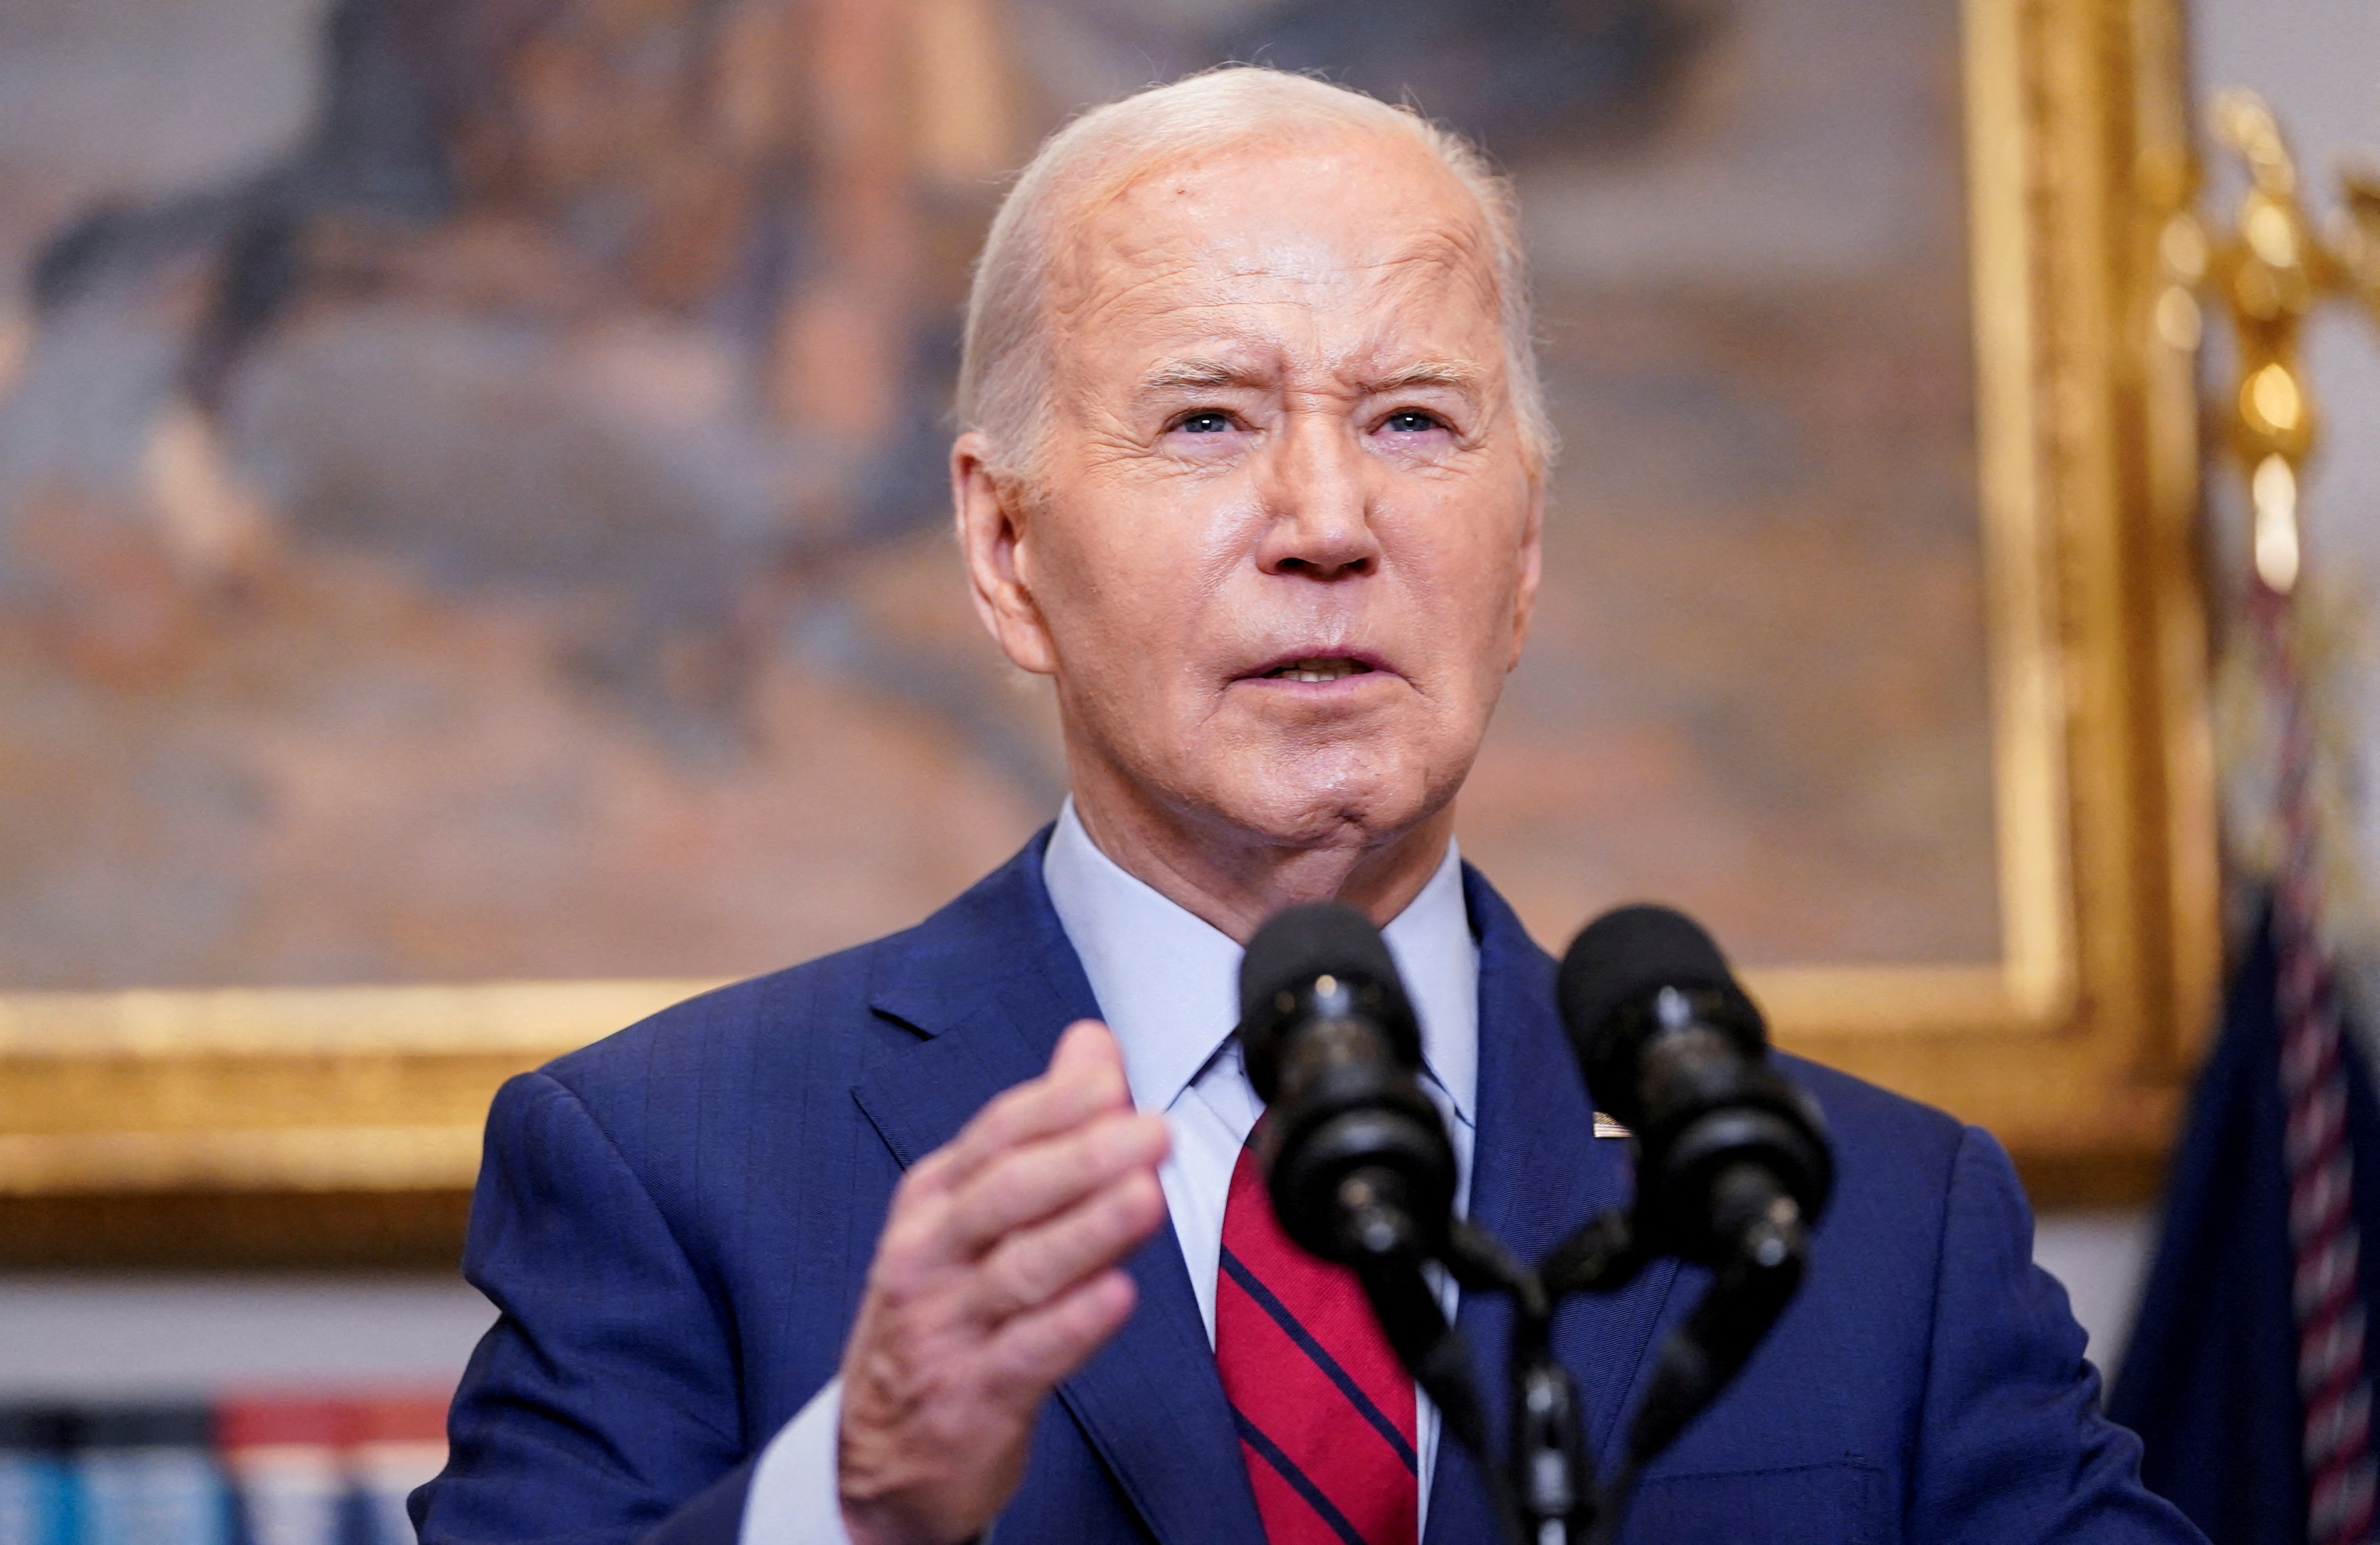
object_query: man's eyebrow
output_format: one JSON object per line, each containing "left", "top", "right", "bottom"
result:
{"left": 1357, "top": 359, "right": 1485, "bottom": 396}
{"left": 1134, "top": 358, "right": 1486, "bottom": 395}
{"left": 1136, "top": 358, "right": 1263, "bottom": 393}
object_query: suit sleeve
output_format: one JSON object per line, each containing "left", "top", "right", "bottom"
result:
{"left": 412, "top": 1071, "right": 757, "bottom": 1545}
{"left": 1905, "top": 1125, "right": 2205, "bottom": 1541}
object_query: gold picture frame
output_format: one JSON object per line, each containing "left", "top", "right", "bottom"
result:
{"left": 1760, "top": 0, "right": 2216, "bottom": 1201}
{"left": 0, "top": 0, "right": 2216, "bottom": 1262}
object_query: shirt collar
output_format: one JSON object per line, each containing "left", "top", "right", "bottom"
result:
{"left": 1040, "top": 800, "right": 1477, "bottom": 1129}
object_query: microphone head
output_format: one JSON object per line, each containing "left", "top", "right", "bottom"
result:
{"left": 1239, "top": 902, "right": 1422, "bottom": 1102}
{"left": 1558, "top": 904, "right": 1763, "bottom": 1119}
{"left": 1238, "top": 900, "right": 1448, "bottom": 1263}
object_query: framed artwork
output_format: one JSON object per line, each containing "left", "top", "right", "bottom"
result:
{"left": 0, "top": 0, "right": 2213, "bottom": 1262}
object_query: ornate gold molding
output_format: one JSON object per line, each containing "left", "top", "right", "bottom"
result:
{"left": 0, "top": 982, "right": 707, "bottom": 1197}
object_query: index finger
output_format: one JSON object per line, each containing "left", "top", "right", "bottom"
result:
{"left": 925, "top": 1020, "right": 1133, "bottom": 1192}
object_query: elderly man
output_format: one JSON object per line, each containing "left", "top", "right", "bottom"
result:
{"left": 415, "top": 69, "right": 2199, "bottom": 1545}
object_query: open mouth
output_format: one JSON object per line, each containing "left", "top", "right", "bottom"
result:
{"left": 1261, "top": 656, "right": 1376, "bottom": 683}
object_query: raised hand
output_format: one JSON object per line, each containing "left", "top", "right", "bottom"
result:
{"left": 837, "top": 1020, "right": 1170, "bottom": 1545}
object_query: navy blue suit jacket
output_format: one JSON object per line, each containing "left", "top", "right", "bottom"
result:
{"left": 415, "top": 832, "right": 2201, "bottom": 1544}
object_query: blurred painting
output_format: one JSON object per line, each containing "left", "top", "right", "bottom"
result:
{"left": 0, "top": 0, "right": 1992, "bottom": 993}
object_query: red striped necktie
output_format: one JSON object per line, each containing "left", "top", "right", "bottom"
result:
{"left": 1214, "top": 1143, "right": 1420, "bottom": 1545}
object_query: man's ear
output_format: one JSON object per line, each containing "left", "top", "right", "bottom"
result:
{"left": 1507, "top": 480, "right": 1545, "bottom": 671}
{"left": 953, "top": 431, "right": 1060, "bottom": 676}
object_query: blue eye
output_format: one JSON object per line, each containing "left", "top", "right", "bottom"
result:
{"left": 1178, "top": 412, "right": 1232, "bottom": 433}
{"left": 1384, "top": 410, "right": 1441, "bottom": 433}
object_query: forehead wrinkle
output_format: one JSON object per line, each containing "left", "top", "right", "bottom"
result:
{"left": 1107, "top": 302, "right": 1499, "bottom": 406}
{"left": 1185, "top": 217, "right": 1495, "bottom": 302}
{"left": 1127, "top": 347, "right": 1492, "bottom": 416}
{"left": 1066, "top": 242, "right": 1496, "bottom": 366}
{"left": 1362, "top": 228, "right": 1500, "bottom": 315}
{"left": 1046, "top": 235, "right": 1198, "bottom": 336}
{"left": 1053, "top": 141, "right": 1498, "bottom": 308}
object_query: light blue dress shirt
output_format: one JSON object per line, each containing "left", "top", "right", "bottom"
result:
{"left": 741, "top": 804, "right": 1481, "bottom": 1544}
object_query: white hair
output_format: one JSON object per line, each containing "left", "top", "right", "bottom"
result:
{"left": 956, "top": 67, "right": 1554, "bottom": 482}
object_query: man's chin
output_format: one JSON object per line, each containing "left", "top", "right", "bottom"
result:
{"left": 1186, "top": 767, "right": 1448, "bottom": 856}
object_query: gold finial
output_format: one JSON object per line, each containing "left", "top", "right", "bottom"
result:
{"left": 2211, "top": 88, "right": 2297, "bottom": 198}
{"left": 2189, "top": 90, "right": 2370, "bottom": 597}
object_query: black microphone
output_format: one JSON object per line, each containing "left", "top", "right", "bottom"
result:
{"left": 1240, "top": 904, "right": 1505, "bottom": 1531}
{"left": 1238, "top": 902, "right": 1458, "bottom": 1268}
{"left": 1556, "top": 904, "right": 1832, "bottom": 1268}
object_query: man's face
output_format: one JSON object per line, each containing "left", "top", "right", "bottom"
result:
{"left": 967, "top": 126, "right": 1542, "bottom": 857}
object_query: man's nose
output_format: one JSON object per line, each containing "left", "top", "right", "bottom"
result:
{"left": 1252, "top": 414, "right": 1380, "bottom": 580}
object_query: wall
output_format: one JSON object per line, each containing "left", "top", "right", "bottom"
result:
{"left": 0, "top": 1211, "right": 2159, "bottom": 1406}
{"left": 0, "top": 1274, "right": 491, "bottom": 1401}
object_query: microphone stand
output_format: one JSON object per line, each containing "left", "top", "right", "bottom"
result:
{"left": 1351, "top": 1192, "right": 1808, "bottom": 1545}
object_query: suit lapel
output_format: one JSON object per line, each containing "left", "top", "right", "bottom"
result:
{"left": 1423, "top": 872, "right": 1683, "bottom": 1543}
{"left": 848, "top": 833, "right": 1268, "bottom": 1545}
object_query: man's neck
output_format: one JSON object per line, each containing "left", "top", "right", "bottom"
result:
{"left": 1065, "top": 772, "right": 1456, "bottom": 946}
